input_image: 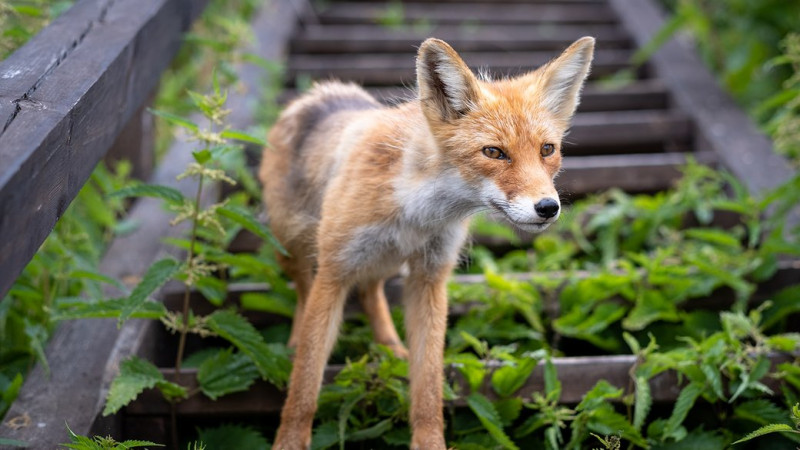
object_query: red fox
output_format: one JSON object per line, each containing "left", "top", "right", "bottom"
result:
{"left": 260, "top": 37, "right": 595, "bottom": 449}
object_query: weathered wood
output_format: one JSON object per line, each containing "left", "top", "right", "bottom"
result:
{"left": 1, "top": 128, "right": 205, "bottom": 447}
{"left": 317, "top": 2, "right": 618, "bottom": 25}
{"left": 287, "top": 48, "right": 635, "bottom": 84}
{"left": 565, "top": 110, "right": 691, "bottom": 153}
{"left": 124, "top": 352, "right": 794, "bottom": 416}
{"left": 291, "top": 24, "right": 632, "bottom": 54}
{"left": 608, "top": 0, "right": 794, "bottom": 197}
{"left": 279, "top": 80, "right": 670, "bottom": 113}
{"left": 105, "top": 96, "right": 156, "bottom": 180}
{"left": 0, "top": 0, "right": 209, "bottom": 300}
{"left": 559, "top": 151, "right": 714, "bottom": 194}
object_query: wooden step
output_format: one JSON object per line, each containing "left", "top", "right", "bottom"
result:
{"left": 290, "top": 24, "right": 632, "bottom": 54}
{"left": 279, "top": 80, "right": 670, "bottom": 113}
{"left": 317, "top": 2, "right": 618, "bottom": 25}
{"left": 287, "top": 49, "right": 636, "bottom": 85}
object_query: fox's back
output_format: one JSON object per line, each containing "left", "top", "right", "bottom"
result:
{"left": 260, "top": 81, "right": 387, "bottom": 249}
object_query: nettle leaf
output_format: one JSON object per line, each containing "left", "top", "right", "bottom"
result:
{"left": 543, "top": 357, "right": 561, "bottom": 403}
{"left": 206, "top": 310, "right": 291, "bottom": 387}
{"left": 623, "top": 290, "right": 680, "bottom": 331}
{"left": 110, "top": 184, "right": 185, "bottom": 205}
{"left": 633, "top": 375, "right": 651, "bottom": 432}
{"left": 649, "top": 429, "right": 725, "bottom": 450}
{"left": 494, "top": 397, "right": 523, "bottom": 426}
{"left": 217, "top": 205, "right": 287, "bottom": 255}
{"left": 587, "top": 403, "right": 647, "bottom": 448}
{"left": 311, "top": 422, "right": 339, "bottom": 450}
{"left": 240, "top": 292, "right": 295, "bottom": 318}
{"left": 103, "top": 356, "right": 186, "bottom": 416}
{"left": 348, "top": 418, "right": 393, "bottom": 441}
{"left": 448, "top": 353, "right": 486, "bottom": 392}
{"left": 577, "top": 380, "right": 623, "bottom": 412}
{"left": 491, "top": 358, "right": 536, "bottom": 398}
{"left": 220, "top": 128, "right": 267, "bottom": 146}
{"left": 118, "top": 258, "right": 181, "bottom": 326}
{"left": 662, "top": 382, "right": 703, "bottom": 440}
{"left": 53, "top": 298, "right": 166, "bottom": 321}
{"left": 466, "top": 392, "right": 519, "bottom": 450}
{"left": 148, "top": 109, "right": 199, "bottom": 132}
{"left": 198, "top": 424, "right": 269, "bottom": 450}
{"left": 732, "top": 424, "right": 796, "bottom": 445}
{"left": 197, "top": 349, "right": 259, "bottom": 400}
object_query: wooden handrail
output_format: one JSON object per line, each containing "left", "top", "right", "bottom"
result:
{"left": 0, "top": 0, "right": 209, "bottom": 299}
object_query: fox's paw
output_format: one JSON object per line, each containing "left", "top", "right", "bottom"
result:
{"left": 388, "top": 341, "right": 409, "bottom": 359}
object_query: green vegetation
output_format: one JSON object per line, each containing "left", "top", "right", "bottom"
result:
{"left": 652, "top": 0, "right": 800, "bottom": 164}
{"left": 0, "top": 0, "right": 73, "bottom": 59}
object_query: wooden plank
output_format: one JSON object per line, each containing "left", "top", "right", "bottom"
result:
{"left": 279, "top": 80, "right": 670, "bottom": 113}
{"left": 1, "top": 0, "right": 298, "bottom": 444}
{"left": 317, "top": 2, "right": 618, "bottom": 25}
{"left": 0, "top": 0, "right": 114, "bottom": 129}
{"left": 608, "top": 0, "right": 794, "bottom": 197}
{"left": 104, "top": 96, "right": 156, "bottom": 181}
{"left": 287, "top": 49, "right": 634, "bottom": 85}
{"left": 565, "top": 110, "right": 691, "bottom": 153}
{"left": 559, "top": 151, "right": 713, "bottom": 194}
{"left": 124, "top": 352, "right": 793, "bottom": 416}
{"left": 0, "top": 126, "right": 207, "bottom": 447}
{"left": 290, "top": 24, "right": 632, "bottom": 54}
{"left": 0, "top": 0, "right": 209, "bottom": 300}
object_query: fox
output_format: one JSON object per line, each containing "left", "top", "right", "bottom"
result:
{"left": 260, "top": 37, "right": 595, "bottom": 449}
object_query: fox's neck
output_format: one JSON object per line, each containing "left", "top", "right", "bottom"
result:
{"left": 391, "top": 102, "right": 478, "bottom": 229}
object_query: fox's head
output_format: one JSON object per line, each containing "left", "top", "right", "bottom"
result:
{"left": 416, "top": 37, "right": 594, "bottom": 232}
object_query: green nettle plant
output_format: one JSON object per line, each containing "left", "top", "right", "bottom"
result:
{"left": 54, "top": 78, "right": 291, "bottom": 436}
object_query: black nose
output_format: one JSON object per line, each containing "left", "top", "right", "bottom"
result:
{"left": 534, "top": 198, "right": 560, "bottom": 219}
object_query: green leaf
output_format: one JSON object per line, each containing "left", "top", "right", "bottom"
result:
{"left": 663, "top": 383, "right": 703, "bottom": 440}
{"left": 348, "top": 418, "right": 394, "bottom": 441}
{"left": 103, "top": 356, "right": 186, "bottom": 416}
{"left": 311, "top": 422, "right": 339, "bottom": 450}
{"left": 732, "top": 424, "right": 797, "bottom": 445}
{"left": 118, "top": 258, "right": 181, "bottom": 326}
{"left": 491, "top": 358, "right": 536, "bottom": 398}
{"left": 197, "top": 349, "right": 260, "bottom": 400}
{"left": 543, "top": 357, "right": 560, "bottom": 402}
{"left": 198, "top": 424, "right": 269, "bottom": 450}
{"left": 339, "top": 391, "right": 366, "bottom": 449}
{"left": 240, "top": 292, "right": 295, "bottom": 318}
{"left": 217, "top": 205, "right": 287, "bottom": 255}
{"left": 587, "top": 403, "right": 648, "bottom": 448}
{"left": 206, "top": 310, "right": 291, "bottom": 387}
{"left": 632, "top": 375, "right": 651, "bottom": 431}
{"left": 53, "top": 298, "right": 166, "bottom": 321}
{"left": 220, "top": 129, "right": 267, "bottom": 146}
{"left": 109, "top": 184, "right": 185, "bottom": 205}
{"left": 148, "top": 109, "right": 199, "bottom": 132}
{"left": 576, "top": 380, "right": 623, "bottom": 412}
{"left": 466, "top": 392, "right": 519, "bottom": 450}
{"left": 193, "top": 149, "right": 212, "bottom": 164}
{"left": 494, "top": 397, "right": 523, "bottom": 426}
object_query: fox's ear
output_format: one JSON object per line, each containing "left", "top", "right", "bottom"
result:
{"left": 536, "top": 36, "right": 595, "bottom": 123}
{"left": 417, "top": 38, "right": 480, "bottom": 121}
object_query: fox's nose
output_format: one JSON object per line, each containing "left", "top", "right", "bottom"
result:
{"left": 534, "top": 198, "right": 560, "bottom": 219}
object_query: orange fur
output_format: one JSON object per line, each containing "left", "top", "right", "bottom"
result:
{"left": 261, "top": 37, "right": 595, "bottom": 449}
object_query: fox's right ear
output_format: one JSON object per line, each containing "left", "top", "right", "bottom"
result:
{"left": 417, "top": 38, "right": 480, "bottom": 121}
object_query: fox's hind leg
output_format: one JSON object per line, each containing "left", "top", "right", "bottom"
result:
{"left": 358, "top": 279, "right": 408, "bottom": 358}
{"left": 276, "top": 248, "right": 314, "bottom": 350}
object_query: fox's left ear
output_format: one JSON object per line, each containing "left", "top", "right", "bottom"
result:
{"left": 536, "top": 36, "right": 595, "bottom": 123}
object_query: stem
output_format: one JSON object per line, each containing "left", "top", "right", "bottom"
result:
{"left": 174, "top": 172, "right": 205, "bottom": 381}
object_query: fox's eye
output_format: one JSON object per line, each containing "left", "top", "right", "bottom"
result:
{"left": 482, "top": 146, "right": 507, "bottom": 160}
{"left": 541, "top": 143, "right": 556, "bottom": 157}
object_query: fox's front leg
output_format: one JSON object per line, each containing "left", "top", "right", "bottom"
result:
{"left": 404, "top": 261, "right": 452, "bottom": 449}
{"left": 274, "top": 269, "right": 349, "bottom": 449}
